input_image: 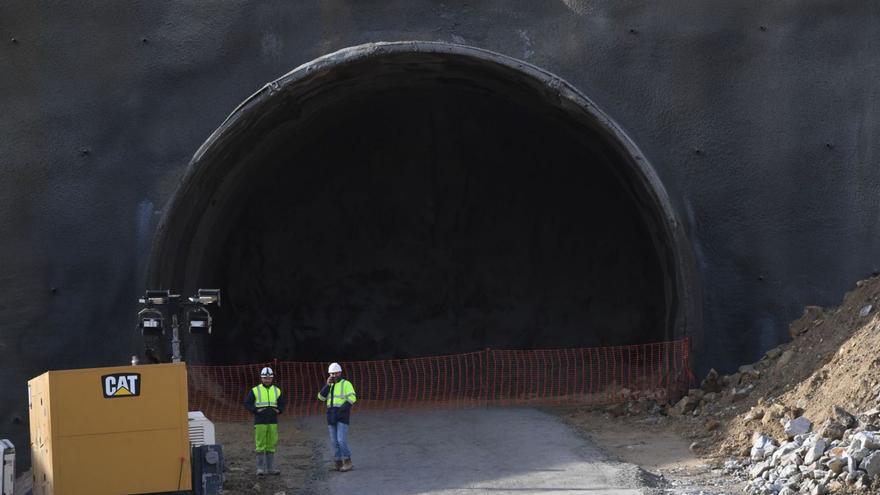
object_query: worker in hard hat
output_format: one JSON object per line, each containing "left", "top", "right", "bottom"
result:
{"left": 317, "top": 362, "right": 357, "bottom": 472}
{"left": 244, "top": 366, "right": 286, "bottom": 476}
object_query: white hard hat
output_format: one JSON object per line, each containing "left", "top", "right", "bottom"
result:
{"left": 260, "top": 366, "right": 274, "bottom": 377}
{"left": 328, "top": 362, "right": 342, "bottom": 373}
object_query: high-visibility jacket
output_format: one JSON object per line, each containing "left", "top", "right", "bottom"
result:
{"left": 317, "top": 379, "right": 356, "bottom": 407}
{"left": 253, "top": 384, "right": 281, "bottom": 408}
{"left": 244, "top": 384, "right": 285, "bottom": 424}
{"left": 317, "top": 379, "right": 357, "bottom": 424}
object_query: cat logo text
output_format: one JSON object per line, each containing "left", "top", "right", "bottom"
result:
{"left": 102, "top": 373, "right": 141, "bottom": 399}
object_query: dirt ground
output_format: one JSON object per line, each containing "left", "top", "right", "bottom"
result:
{"left": 216, "top": 419, "right": 318, "bottom": 495}
{"left": 552, "top": 406, "right": 744, "bottom": 494}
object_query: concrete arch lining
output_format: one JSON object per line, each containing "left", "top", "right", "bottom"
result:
{"left": 147, "top": 41, "right": 702, "bottom": 361}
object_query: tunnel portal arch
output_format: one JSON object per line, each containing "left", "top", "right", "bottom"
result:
{"left": 147, "top": 41, "right": 701, "bottom": 364}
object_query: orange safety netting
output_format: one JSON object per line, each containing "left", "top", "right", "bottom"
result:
{"left": 187, "top": 338, "right": 693, "bottom": 421}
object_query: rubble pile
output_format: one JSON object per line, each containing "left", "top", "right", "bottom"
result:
{"left": 602, "top": 275, "right": 880, "bottom": 493}
{"left": 728, "top": 406, "right": 880, "bottom": 493}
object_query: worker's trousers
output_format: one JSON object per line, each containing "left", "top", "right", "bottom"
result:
{"left": 328, "top": 422, "right": 351, "bottom": 460}
{"left": 254, "top": 423, "right": 279, "bottom": 453}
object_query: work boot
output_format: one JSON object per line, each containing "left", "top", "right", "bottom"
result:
{"left": 340, "top": 458, "right": 353, "bottom": 472}
{"left": 328, "top": 460, "right": 342, "bottom": 471}
{"left": 266, "top": 453, "right": 281, "bottom": 475}
{"left": 256, "top": 452, "right": 267, "bottom": 476}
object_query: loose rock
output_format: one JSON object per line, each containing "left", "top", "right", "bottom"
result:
{"left": 833, "top": 406, "right": 857, "bottom": 429}
{"left": 860, "top": 450, "right": 880, "bottom": 477}
{"left": 701, "top": 368, "right": 723, "bottom": 393}
{"left": 751, "top": 434, "right": 777, "bottom": 460}
{"left": 785, "top": 417, "right": 813, "bottom": 439}
{"left": 777, "top": 349, "right": 795, "bottom": 367}
{"left": 804, "top": 437, "right": 827, "bottom": 465}
{"left": 819, "top": 419, "right": 846, "bottom": 441}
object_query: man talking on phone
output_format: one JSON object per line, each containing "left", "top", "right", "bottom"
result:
{"left": 317, "top": 362, "right": 357, "bottom": 472}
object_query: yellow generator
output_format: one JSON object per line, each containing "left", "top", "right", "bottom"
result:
{"left": 28, "top": 362, "right": 192, "bottom": 495}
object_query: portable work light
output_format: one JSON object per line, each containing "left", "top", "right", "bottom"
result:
{"left": 137, "top": 288, "right": 221, "bottom": 362}
{"left": 187, "top": 307, "right": 212, "bottom": 335}
{"left": 139, "top": 289, "right": 171, "bottom": 306}
{"left": 138, "top": 307, "right": 165, "bottom": 336}
{"left": 189, "top": 288, "right": 221, "bottom": 306}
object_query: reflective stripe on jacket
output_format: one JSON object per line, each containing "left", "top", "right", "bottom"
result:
{"left": 317, "top": 379, "right": 357, "bottom": 407}
{"left": 253, "top": 384, "right": 281, "bottom": 408}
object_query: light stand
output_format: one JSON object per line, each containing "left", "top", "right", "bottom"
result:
{"left": 137, "top": 289, "right": 221, "bottom": 363}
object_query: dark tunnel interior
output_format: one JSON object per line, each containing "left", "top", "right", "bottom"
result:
{"left": 160, "top": 54, "right": 675, "bottom": 365}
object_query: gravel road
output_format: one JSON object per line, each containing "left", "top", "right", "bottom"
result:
{"left": 305, "top": 407, "right": 648, "bottom": 495}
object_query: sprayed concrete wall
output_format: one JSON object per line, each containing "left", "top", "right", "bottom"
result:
{"left": 2, "top": 1, "right": 880, "bottom": 470}
{"left": 146, "top": 43, "right": 696, "bottom": 366}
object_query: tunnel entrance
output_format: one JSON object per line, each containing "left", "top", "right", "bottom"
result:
{"left": 148, "top": 42, "right": 700, "bottom": 365}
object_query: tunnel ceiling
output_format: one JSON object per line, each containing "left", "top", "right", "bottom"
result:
{"left": 148, "top": 42, "right": 699, "bottom": 364}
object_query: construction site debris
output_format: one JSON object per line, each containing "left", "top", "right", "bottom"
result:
{"left": 597, "top": 275, "right": 880, "bottom": 493}
{"left": 733, "top": 410, "right": 880, "bottom": 494}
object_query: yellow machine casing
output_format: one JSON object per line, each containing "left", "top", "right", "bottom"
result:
{"left": 28, "top": 362, "right": 192, "bottom": 495}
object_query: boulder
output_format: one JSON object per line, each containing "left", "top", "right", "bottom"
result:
{"left": 786, "top": 417, "right": 813, "bottom": 439}
{"left": 827, "top": 457, "right": 846, "bottom": 474}
{"left": 833, "top": 406, "right": 857, "bottom": 429}
{"left": 819, "top": 420, "right": 847, "bottom": 441}
{"left": 852, "top": 431, "right": 880, "bottom": 451}
{"left": 723, "top": 458, "right": 744, "bottom": 473}
{"left": 805, "top": 438, "right": 828, "bottom": 465}
{"left": 750, "top": 460, "right": 771, "bottom": 478}
{"left": 763, "top": 404, "right": 786, "bottom": 427}
{"left": 801, "top": 481, "right": 826, "bottom": 495}
{"left": 700, "top": 368, "right": 723, "bottom": 393}
{"left": 752, "top": 434, "right": 777, "bottom": 460}
{"left": 827, "top": 446, "right": 847, "bottom": 458}
{"left": 859, "top": 408, "right": 880, "bottom": 426}
{"left": 771, "top": 441, "right": 800, "bottom": 464}
{"left": 671, "top": 395, "right": 700, "bottom": 416}
{"left": 849, "top": 447, "right": 871, "bottom": 463}
{"left": 780, "top": 464, "right": 800, "bottom": 478}
{"left": 860, "top": 451, "right": 880, "bottom": 477}
{"left": 746, "top": 407, "right": 766, "bottom": 422}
